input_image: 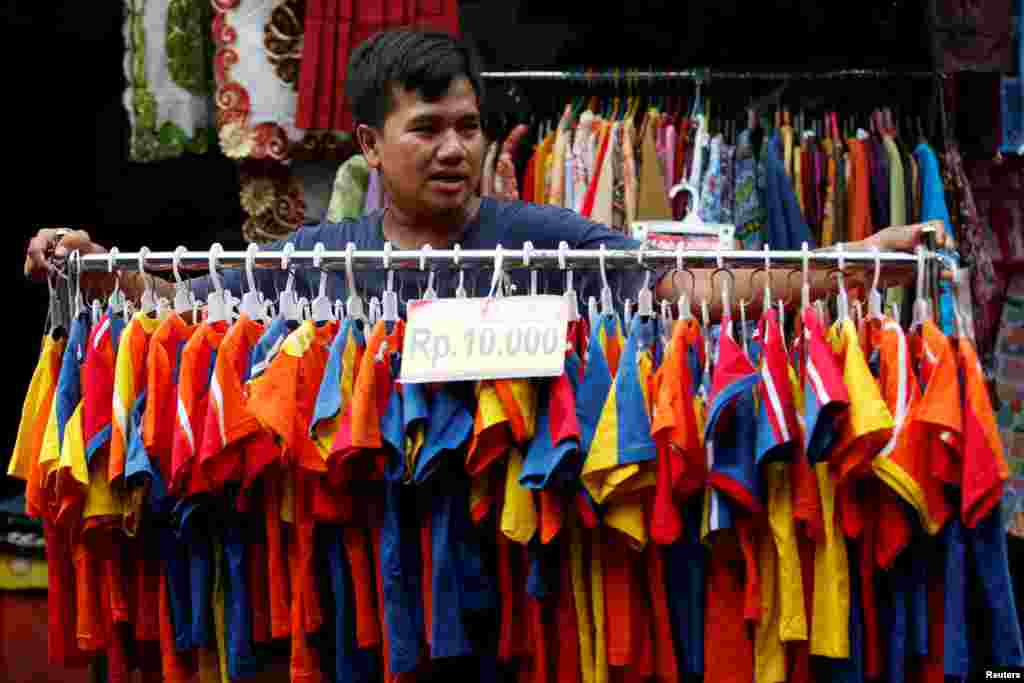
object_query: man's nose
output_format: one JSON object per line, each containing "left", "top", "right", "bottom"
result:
{"left": 436, "top": 128, "right": 467, "bottom": 162}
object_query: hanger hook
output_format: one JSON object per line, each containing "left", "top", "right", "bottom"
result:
{"left": 343, "top": 241, "right": 361, "bottom": 303}
{"left": 138, "top": 246, "right": 149, "bottom": 277}
{"left": 208, "top": 243, "right": 224, "bottom": 293}
{"left": 173, "top": 246, "right": 186, "bottom": 285}
{"left": 453, "top": 244, "right": 466, "bottom": 298}
{"left": 313, "top": 242, "right": 328, "bottom": 299}
{"left": 70, "top": 249, "right": 81, "bottom": 307}
{"left": 420, "top": 244, "right": 433, "bottom": 272}
{"left": 246, "top": 243, "right": 259, "bottom": 293}
{"left": 488, "top": 244, "right": 505, "bottom": 298}
{"left": 282, "top": 242, "right": 294, "bottom": 272}
{"left": 383, "top": 242, "right": 395, "bottom": 294}
{"left": 872, "top": 245, "right": 881, "bottom": 292}
{"left": 108, "top": 246, "right": 119, "bottom": 275}
{"left": 599, "top": 244, "right": 610, "bottom": 292}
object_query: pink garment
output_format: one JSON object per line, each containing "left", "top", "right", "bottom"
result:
{"left": 656, "top": 121, "right": 668, "bottom": 189}
{"left": 494, "top": 124, "right": 529, "bottom": 201}
{"left": 481, "top": 141, "right": 498, "bottom": 197}
{"left": 664, "top": 124, "right": 677, "bottom": 196}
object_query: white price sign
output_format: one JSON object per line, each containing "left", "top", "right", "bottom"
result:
{"left": 399, "top": 295, "right": 570, "bottom": 384}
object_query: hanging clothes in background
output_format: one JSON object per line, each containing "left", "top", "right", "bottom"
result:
{"left": 515, "top": 92, "right": 966, "bottom": 252}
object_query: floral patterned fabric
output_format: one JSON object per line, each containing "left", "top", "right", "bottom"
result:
{"left": 994, "top": 275, "right": 1024, "bottom": 538}
{"left": 239, "top": 162, "right": 306, "bottom": 243}
{"left": 944, "top": 144, "right": 1000, "bottom": 361}
{"left": 212, "top": 0, "right": 353, "bottom": 164}
{"left": 733, "top": 127, "right": 766, "bottom": 248}
{"left": 123, "top": 0, "right": 216, "bottom": 162}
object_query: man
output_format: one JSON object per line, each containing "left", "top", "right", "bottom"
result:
{"left": 25, "top": 29, "right": 941, "bottom": 310}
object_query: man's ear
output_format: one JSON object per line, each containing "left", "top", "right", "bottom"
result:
{"left": 356, "top": 124, "right": 381, "bottom": 168}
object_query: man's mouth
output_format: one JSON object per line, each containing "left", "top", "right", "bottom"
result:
{"left": 429, "top": 174, "right": 468, "bottom": 192}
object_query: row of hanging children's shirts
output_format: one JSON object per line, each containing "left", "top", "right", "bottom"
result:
{"left": 518, "top": 101, "right": 954, "bottom": 251}
{"left": 9, "top": 269, "right": 1023, "bottom": 683}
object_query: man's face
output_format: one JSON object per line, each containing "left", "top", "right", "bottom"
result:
{"left": 360, "top": 77, "right": 485, "bottom": 219}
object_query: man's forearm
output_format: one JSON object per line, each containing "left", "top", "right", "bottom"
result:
{"left": 82, "top": 271, "right": 177, "bottom": 304}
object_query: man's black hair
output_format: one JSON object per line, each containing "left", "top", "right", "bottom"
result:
{"left": 346, "top": 29, "right": 485, "bottom": 129}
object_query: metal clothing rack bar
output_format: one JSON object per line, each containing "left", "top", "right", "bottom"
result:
{"left": 72, "top": 246, "right": 948, "bottom": 280}
{"left": 480, "top": 68, "right": 943, "bottom": 82}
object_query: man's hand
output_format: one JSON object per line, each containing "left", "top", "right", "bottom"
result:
{"left": 24, "top": 228, "right": 107, "bottom": 281}
{"left": 865, "top": 221, "right": 951, "bottom": 253}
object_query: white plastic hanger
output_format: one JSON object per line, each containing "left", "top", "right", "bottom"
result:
{"left": 588, "top": 296, "right": 599, "bottom": 330}
{"left": 637, "top": 248, "right": 654, "bottom": 319}
{"left": 835, "top": 242, "right": 849, "bottom": 324}
{"left": 647, "top": 182, "right": 735, "bottom": 243}
{"left": 369, "top": 296, "right": 382, "bottom": 325}
{"left": 949, "top": 266, "right": 969, "bottom": 339}
{"left": 239, "top": 244, "right": 265, "bottom": 322}
{"left": 137, "top": 247, "right": 157, "bottom": 316}
{"left": 420, "top": 245, "right": 437, "bottom": 300}
{"left": 598, "top": 244, "right": 614, "bottom": 316}
{"left": 558, "top": 241, "right": 580, "bottom": 322}
{"left": 487, "top": 244, "right": 506, "bottom": 299}
{"left": 661, "top": 299, "right": 675, "bottom": 338}
{"left": 334, "top": 299, "right": 345, "bottom": 322}
{"left": 800, "top": 241, "right": 812, "bottom": 314}
{"left": 715, "top": 244, "right": 732, "bottom": 323}
{"left": 523, "top": 242, "right": 540, "bottom": 297}
{"left": 343, "top": 243, "right": 366, "bottom": 322}
{"left": 624, "top": 299, "right": 634, "bottom": 328}
{"left": 676, "top": 244, "right": 694, "bottom": 321}
{"left": 310, "top": 243, "right": 334, "bottom": 323}
{"left": 108, "top": 247, "right": 126, "bottom": 317}
{"left": 868, "top": 246, "right": 884, "bottom": 320}
{"left": 453, "top": 245, "right": 468, "bottom": 299}
{"left": 156, "top": 296, "right": 171, "bottom": 320}
{"left": 91, "top": 298, "right": 102, "bottom": 326}
{"left": 171, "top": 246, "right": 193, "bottom": 316}
{"left": 206, "top": 243, "right": 230, "bottom": 324}
{"left": 761, "top": 245, "right": 772, "bottom": 313}
{"left": 46, "top": 268, "right": 64, "bottom": 336}
{"left": 738, "top": 298, "right": 749, "bottom": 357}
{"left": 278, "top": 243, "right": 301, "bottom": 323}
{"left": 700, "top": 297, "right": 711, "bottom": 368}
{"left": 381, "top": 242, "right": 399, "bottom": 322}
{"left": 69, "top": 250, "right": 85, "bottom": 317}
{"left": 777, "top": 299, "right": 786, "bottom": 340}
{"left": 911, "top": 245, "right": 931, "bottom": 331}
